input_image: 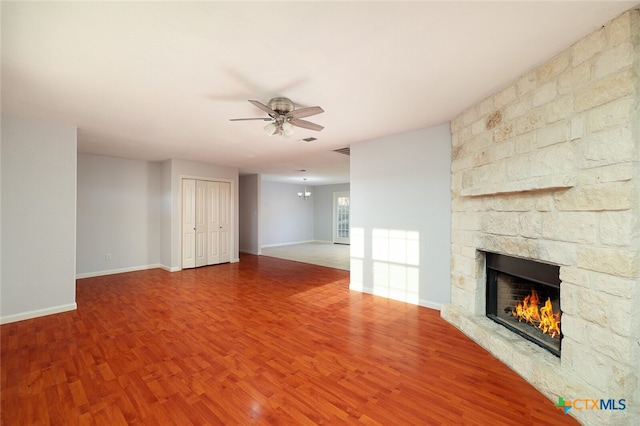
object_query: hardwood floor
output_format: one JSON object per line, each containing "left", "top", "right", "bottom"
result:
{"left": 1, "top": 254, "right": 578, "bottom": 425}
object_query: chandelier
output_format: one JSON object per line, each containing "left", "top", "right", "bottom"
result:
{"left": 297, "top": 178, "right": 311, "bottom": 200}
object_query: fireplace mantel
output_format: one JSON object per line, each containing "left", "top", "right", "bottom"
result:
{"left": 459, "top": 175, "right": 575, "bottom": 197}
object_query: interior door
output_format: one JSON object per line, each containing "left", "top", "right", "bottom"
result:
{"left": 218, "top": 182, "right": 231, "bottom": 263}
{"left": 182, "top": 179, "right": 232, "bottom": 269}
{"left": 206, "top": 181, "right": 220, "bottom": 265}
{"left": 195, "top": 180, "right": 208, "bottom": 267}
{"left": 333, "top": 191, "right": 350, "bottom": 244}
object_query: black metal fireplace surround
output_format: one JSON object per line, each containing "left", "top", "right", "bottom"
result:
{"left": 485, "top": 252, "right": 562, "bottom": 356}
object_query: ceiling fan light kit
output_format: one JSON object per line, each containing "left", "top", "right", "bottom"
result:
{"left": 264, "top": 122, "right": 278, "bottom": 136}
{"left": 281, "top": 122, "right": 295, "bottom": 137}
{"left": 230, "top": 97, "right": 324, "bottom": 137}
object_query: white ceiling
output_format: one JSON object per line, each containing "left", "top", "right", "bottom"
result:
{"left": 2, "top": 1, "right": 637, "bottom": 185}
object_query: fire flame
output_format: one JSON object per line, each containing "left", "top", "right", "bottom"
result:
{"left": 512, "top": 290, "right": 561, "bottom": 339}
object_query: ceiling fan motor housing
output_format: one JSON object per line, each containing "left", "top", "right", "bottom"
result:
{"left": 268, "top": 97, "right": 294, "bottom": 115}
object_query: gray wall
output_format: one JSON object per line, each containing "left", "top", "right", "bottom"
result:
{"left": 313, "top": 183, "right": 350, "bottom": 242}
{"left": 76, "top": 154, "right": 161, "bottom": 277}
{"left": 77, "top": 156, "right": 239, "bottom": 275}
{"left": 160, "top": 160, "right": 172, "bottom": 269}
{"left": 261, "top": 180, "right": 314, "bottom": 247}
{"left": 248, "top": 179, "right": 349, "bottom": 250}
{"left": 350, "top": 124, "right": 451, "bottom": 309}
{"left": 0, "top": 113, "right": 449, "bottom": 322}
{"left": 1, "top": 115, "right": 77, "bottom": 323}
{"left": 239, "top": 174, "right": 260, "bottom": 254}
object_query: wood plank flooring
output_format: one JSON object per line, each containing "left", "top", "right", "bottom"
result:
{"left": 1, "top": 254, "right": 578, "bottom": 425}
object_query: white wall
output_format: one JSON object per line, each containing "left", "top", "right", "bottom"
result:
{"left": 261, "top": 180, "right": 314, "bottom": 247}
{"left": 239, "top": 174, "right": 261, "bottom": 254}
{"left": 76, "top": 154, "right": 161, "bottom": 277}
{"left": 168, "top": 159, "right": 239, "bottom": 269}
{"left": 1, "top": 115, "right": 77, "bottom": 323}
{"left": 313, "top": 183, "right": 350, "bottom": 242}
{"left": 350, "top": 124, "right": 451, "bottom": 309}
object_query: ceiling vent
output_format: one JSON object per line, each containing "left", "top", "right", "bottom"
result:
{"left": 333, "top": 147, "right": 350, "bottom": 156}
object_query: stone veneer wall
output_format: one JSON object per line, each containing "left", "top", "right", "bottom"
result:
{"left": 440, "top": 10, "right": 639, "bottom": 425}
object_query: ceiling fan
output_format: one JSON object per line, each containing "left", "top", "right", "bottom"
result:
{"left": 230, "top": 97, "right": 324, "bottom": 136}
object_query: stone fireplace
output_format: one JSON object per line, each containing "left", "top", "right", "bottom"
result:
{"left": 440, "top": 9, "right": 640, "bottom": 426}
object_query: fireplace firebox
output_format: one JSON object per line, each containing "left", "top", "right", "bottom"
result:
{"left": 485, "top": 252, "right": 561, "bottom": 356}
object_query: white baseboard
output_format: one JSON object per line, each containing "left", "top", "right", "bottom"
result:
{"left": 261, "top": 240, "right": 315, "bottom": 248}
{"left": 1, "top": 303, "right": 77, "bottom": 325}
{"left": 418, "top": 299, "right": 442, "bottom": 311}
{"left": 347, "top": 287, "right": 442, "bottom": 311}
{"left": 239, "top": 249, "right": 260, "bottom": 255}
{"left": 76, "top": 264, "right": 168, "bottom": 279}
{"left": 159, "top": 265, "right": 181, "bottom": 272}
{"left": 77, "top": 262, "right": 244, "bottom": 277}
